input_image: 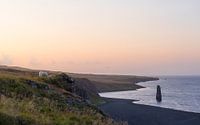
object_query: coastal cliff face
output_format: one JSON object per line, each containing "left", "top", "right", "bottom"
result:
{"left": 41, "top": 73, "right": 100, "bottom": 103}
{"left": 0, "top": 66, "right": 125, "bottom": 125}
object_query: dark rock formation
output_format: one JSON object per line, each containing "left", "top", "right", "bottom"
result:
{"left": 74, "top": 78, "right": 100, "bottom": 101}
{"left": 43, "top": 73, "right": 97, "bottom": 101}
{"left": 156, "top": 85, "right": 162, "bottom": 102}
{"left": 25, "top": 80, "right": 49, "bottom": 90}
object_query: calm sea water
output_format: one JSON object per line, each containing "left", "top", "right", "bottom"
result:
{"left": 99, "top": 76, "right": 200, "bottom": 113}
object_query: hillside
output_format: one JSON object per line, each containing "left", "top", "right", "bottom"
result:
{"left": 0, "top": 66, "right": 126, "bottom": 125}
{"left": 69, "top": 73, "right": 159, "bottom": 92}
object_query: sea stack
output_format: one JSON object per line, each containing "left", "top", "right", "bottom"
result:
{"left": 156, "top": 85, "right": 162, "bottom": 102}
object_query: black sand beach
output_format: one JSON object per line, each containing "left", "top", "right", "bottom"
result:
{"left": 99, "top": 98, "right": 200, "bottom": 125}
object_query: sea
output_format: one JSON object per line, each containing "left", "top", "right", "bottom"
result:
{"left": 99, "top": 76, "right": 200, "bottom": 113}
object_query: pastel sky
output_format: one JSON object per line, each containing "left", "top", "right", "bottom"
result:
{"left": 0, "top": 0, "right": 200, "bottom": 75}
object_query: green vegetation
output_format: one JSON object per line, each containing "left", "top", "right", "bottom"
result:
{"left": 0, "top": 72, "right": 125, "bottom": 125}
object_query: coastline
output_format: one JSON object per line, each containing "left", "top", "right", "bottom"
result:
{"left": 99, "top": 98, "right": 200, "bottom": 125}
{"left": 98, "top": 79, "right": 200, "bottom": 125}
{"left": 70, "top": 73, "right": 159, "bottom": 93}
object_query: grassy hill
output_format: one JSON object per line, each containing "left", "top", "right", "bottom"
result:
{"left": 0, "top": 66, "right": 126, "bottom": 125}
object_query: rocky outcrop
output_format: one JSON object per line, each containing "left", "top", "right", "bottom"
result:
{"left": 25, "top": 79, "right": 49, "bottom": 90}
{"left": 74, "top": 78, "right": 99, "bottom": 100}
{"left": 156, "top": 85, "right": 162, "bottom": 102}
{"left": 43, "top": 73, "right": 99, "bottom": 101}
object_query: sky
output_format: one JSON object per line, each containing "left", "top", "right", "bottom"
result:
{"left": 0, "top": 0, "right": 200, "bottom": 75}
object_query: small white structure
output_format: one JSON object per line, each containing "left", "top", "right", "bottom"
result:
{"left": 39, "top": 71, "right": 48, "bottom": 77}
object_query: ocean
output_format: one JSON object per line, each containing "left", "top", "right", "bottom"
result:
{"left": 99, "top": 76, "right": 200, "bottom": 113}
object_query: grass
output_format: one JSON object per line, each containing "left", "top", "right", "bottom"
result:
{"left": 0, "top": 72, "right": 126, "bottom": 125}
{"left": 0, "top": 96, "right": 120, "bottom": 125}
